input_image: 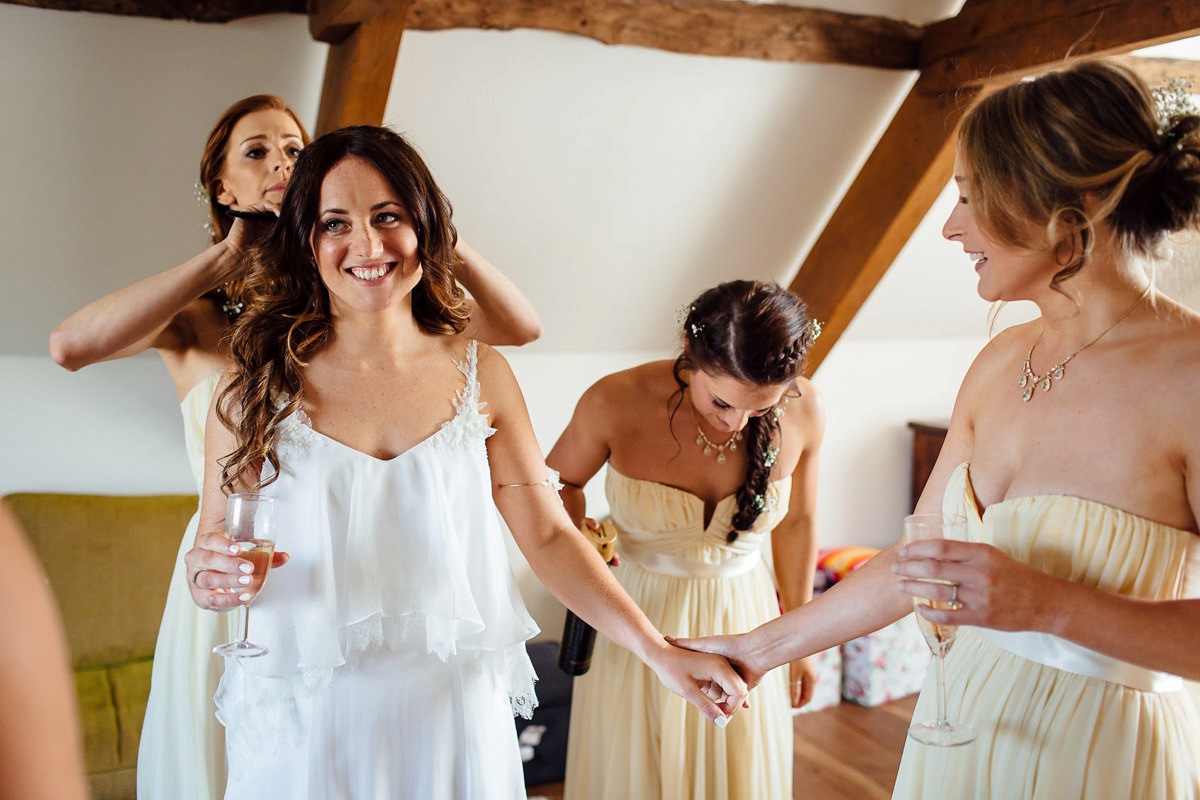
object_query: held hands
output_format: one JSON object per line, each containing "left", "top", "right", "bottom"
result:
{"left": 646, "top": 639, "right": 749, "bottom": 726}
{"left": 668, "top": 632, "right": 770, "bottom": 692}
{"left": 893, "top": 538, "right": 1056, "bottom": 633}
{"left": 185, "top": 529, "right": 289, "bottom": 611}
{"left": 674, "top": 636, "right": 816, "bottom": 709}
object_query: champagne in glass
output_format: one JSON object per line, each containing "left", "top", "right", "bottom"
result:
{"left": 904, "top": 513, "right": 976, "bottom": 746}
{"left": 913, "top": 596, "right": 957, "bottom": 656}
{"left": 214, "top": 493, "right": 276, "bottom": 658}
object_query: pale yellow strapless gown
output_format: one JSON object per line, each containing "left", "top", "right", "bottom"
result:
{"left": 894, "top": 462, "right": 1200, "bottom": 799}
{"left": 137, "top": 373, "right": 233, "bottom": 800}
{"left": 564, "top": 467, "right": 794, "bottom": 800}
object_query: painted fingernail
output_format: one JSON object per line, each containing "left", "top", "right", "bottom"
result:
{"left": 714, "top": 715, "right": 729, "bottom": 728}
{"left": 238, "top": 593, "right": 252, "bottom": 602}
{"left": 229, "top": 545, "right": 240, "bottom": 554}
{"left": 238, "top": 575, "right": 252, "bottom": 585}
{"left": 240, "top": 562, "right": 254, "bottom": 574}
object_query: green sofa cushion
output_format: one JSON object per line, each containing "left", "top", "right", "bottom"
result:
{"left": 4, "top": 492, "right": 198, "bottom": 800}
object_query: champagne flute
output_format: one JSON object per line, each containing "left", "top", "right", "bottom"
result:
{"left": 213, "top": 493, "right": 276, "bottom": 658}
{"left": 904, "top": 513, "right": 976, "bottom": 746}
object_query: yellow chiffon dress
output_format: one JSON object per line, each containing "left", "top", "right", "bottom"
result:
{"left": 894, "top": 462, "right": 1200, "bottom": 799}
{"left": 137, "top": 373, "right": 234, "bottom": 800}
{"left": 564, "top": 467, "right": 793, "bottom": 800}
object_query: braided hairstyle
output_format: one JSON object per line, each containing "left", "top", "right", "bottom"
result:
{"left": 960, "top": 59, "right": 1200, "bottom": 289}
{"left": 671, "top": 280, "right": 818, "bottom": 541}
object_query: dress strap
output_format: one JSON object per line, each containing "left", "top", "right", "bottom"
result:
{"left": 452, "top": 339, "right": 483, "bottom": 417}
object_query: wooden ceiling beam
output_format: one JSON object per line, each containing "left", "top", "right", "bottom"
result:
{"left": 1, "top": 0, "right": 922, "bottom": 69}
{"left": 405, "top": 0, "right": 922, "bottom": 69}
{"left": 919, "top": 0, "right": 1200, "bottom": 91}
{"left": 309, "top": 0, "right": 389, "bottom": 43}
{"left": 310, "top": 0, "right": 410, "bottom": 135}
{"left": 0, "top": 0, "right": 304, "bottom": 22}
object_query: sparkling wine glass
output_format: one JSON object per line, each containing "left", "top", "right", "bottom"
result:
{"left": 904, "top": 513, "right": 976, "bottom": 746}
{"left": 213, "top": 493, "right": 276, "bottom": 658}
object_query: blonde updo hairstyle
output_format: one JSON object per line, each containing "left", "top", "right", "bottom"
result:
{"left": 960, "top": 59, "right": 1200, "bottom": 289}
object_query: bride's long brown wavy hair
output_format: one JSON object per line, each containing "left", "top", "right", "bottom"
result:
{"left": 217, "top": 126, "right": 468, "bottom": 493}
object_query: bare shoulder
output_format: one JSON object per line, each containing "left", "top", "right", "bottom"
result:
{"left": 772, "top": 376, "right": 824, "bottom": 454}
{"left": 466, "top": 337, "right": 517, "bottom": 385}
{"left": 1142, "top": 298, "right": 1200, "bottom": 407}
{"left": 953, "top": 320, "right": 1035, "bottom": 406}
{"left": 571, "top": 362, "right": 676, "bottom": 419}
{"left": 971, "top": 321, "right": 1034, "bottom": 375}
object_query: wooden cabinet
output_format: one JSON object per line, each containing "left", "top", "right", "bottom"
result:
{"left": 907, "top": 421, "right": 948, "bottom": 511}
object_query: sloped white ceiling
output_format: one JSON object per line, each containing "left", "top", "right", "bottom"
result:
{"left": 17, "top": 2, "right": 1200, "bottom": 361}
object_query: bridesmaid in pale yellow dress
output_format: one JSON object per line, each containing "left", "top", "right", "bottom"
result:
{"left": 48, "top": 96, "right": 543, "bottom": 800}
{"left": 679, "top": 59, "right": 1200, "bottom": 798}
{"left": 549, "top": 280, "right": 824, "bottom": 799}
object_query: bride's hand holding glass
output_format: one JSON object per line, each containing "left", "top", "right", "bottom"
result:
{"left": 185, "top": 499, "right": 290, "bottom": 614}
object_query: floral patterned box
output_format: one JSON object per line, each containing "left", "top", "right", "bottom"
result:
{"left": 793, "top": 644, "right": 843, "bottom": 714}
{"left": 840, "top": 613, "right": 930, "bottom": 706}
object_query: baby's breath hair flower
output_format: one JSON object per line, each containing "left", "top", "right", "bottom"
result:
{"left": 1152, "top": 77, "right": 1198, "bottom": 138}
{"left": 763, "top": 445, "right": 778, "bottom": 468}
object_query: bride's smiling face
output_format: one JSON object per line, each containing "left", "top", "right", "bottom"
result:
{"left": 310, "top": 156, "right": 423, "bottom": 315}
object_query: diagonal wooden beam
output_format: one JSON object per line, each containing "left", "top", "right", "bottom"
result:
{"left": 310, "top": 0, "right": 410, "bottom": 135}
{"left": 795, "top": 0, "right": 1200, "bottom": 374}
{"left": 789, "top": 85, "right": 975, "bottom": 375}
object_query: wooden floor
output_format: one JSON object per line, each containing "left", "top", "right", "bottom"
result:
{"left": 527, "top": 694, "right": 916, "bottom": 799}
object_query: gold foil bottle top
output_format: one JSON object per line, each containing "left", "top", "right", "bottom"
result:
{"left": 582, "top": 519, "right": 618, "bottom": 563}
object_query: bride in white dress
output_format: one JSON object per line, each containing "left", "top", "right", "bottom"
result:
{"left": 183, "top": 125, "right": 748, "bottom": 798}
{"left": 50, "top": 96, "right": 543, "bottom": 800}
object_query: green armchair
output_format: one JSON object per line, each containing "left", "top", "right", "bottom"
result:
{"left": 4, "top": 492, "right": 196, "bottom": 800}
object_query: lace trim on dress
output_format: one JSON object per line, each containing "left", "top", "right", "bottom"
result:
{"left": 429, "top": 339, "right": 497, "bottom": 453}
{"left": 275, "top": 401, "right": 315, "bottom": 453}
{"left": 216, "top": 664, "right": 304, "bottom": 782}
